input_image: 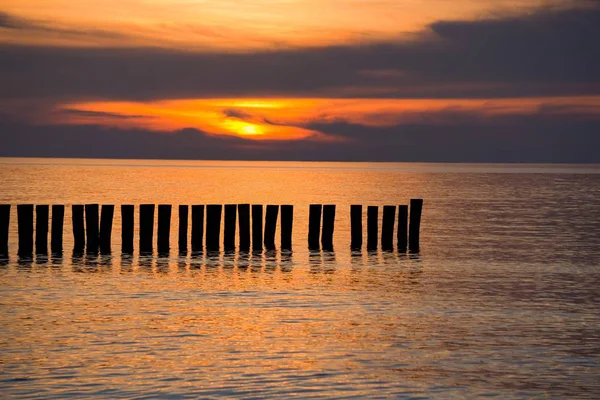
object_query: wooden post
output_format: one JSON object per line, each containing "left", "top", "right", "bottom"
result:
{"left": 308, "top": 204, "right": 322, "bottom": 250}
{"left": 321, "top": 204, "right": 336, "bottom": 251}
{"left": 139, "top": 204, "right": 155, "bottom": 254}
{"left": 99, "top": 205, "right": 114, "bottom": 254}
{"left": 350, "top": 205, "right": 362, "bottom": 250}
{"left": 381, "top": 205, "right": 396, "bottom": 251}
{"left": 157, "top": 204, "right": 171, "bottom": 253}
{"left": 0, "top": 205, "right": 9, "bottom": 256}
{"left": 51, "top": 205, "right": 64, "bottom": 253}
{"left": 409, "top": 199, "right": 423, "bottom": 253}
{"left": 238, "top": 204, "right": 251, "bottom": 252}
{"left": 281, "top": 205, "right": 293, "bottom": 250}
{"left": 85, "top": 204, "right": 99, "bottom": 253}
{"left": 264, "top": 205, "right": 279, "bottom": 250}
{"left": 121, "top": 205, "right": 134, "bottom": 253}
{"left": 205, "top": 204, "right": 222, "bottom": 252}
{"left": 252, "top": 205, "right": 263, "bottom": 252}
{"left": 72, "top": 205, "right": 85, "bottom": 253}
{"left": 397, "top": 205, "right": 408, "bottom": 252}
{"left": 179, "top": 205, "right": 188, "bottom": 252}
{"left": 367, "top": 206, "right": 378, "bottom": 251}
{"left": 191, "top": 205, "right": 205, "bottom": 252}
{"left": 35, "top": 205, "right": 49, "bottom": 254}
{"left": 17, "top": 204, "right": 34, "bottom": 256}
{"left": 224, "top": 204, "right": 237, "bottom": 251}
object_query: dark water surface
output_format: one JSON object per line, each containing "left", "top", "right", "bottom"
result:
{"left": 1, "top": 158, "right": 599, "bottom": 398}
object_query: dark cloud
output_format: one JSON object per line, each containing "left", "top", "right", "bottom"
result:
{"left": 0, "top": 11, "right": 125, "bottom": 39}
{"left": 222, "top": 108, "right": 254, "bottom": 119}
{"left": 1, "top": 4, "right": 599, "bottom": 101}
{"left": 58, "top": 108, "right": 153, "bottom": 119}
{"left": 2, "top": 109, "right": 599, "bottom": 162}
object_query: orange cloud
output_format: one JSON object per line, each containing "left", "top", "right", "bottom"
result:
{"left": 0, "top": 0, "right": 576, "bottom": 50}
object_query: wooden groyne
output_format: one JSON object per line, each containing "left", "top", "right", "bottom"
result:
{"left": 0, "top": 200, "right": 423, "bottom": 257}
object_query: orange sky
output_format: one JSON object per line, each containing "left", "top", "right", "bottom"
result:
{"left": 1, "top": 0, "right": 598, "bottom": 146}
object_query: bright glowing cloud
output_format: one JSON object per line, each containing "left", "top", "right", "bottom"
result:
{"left": 52, "top": 96, "right": 600, "bottom": 141}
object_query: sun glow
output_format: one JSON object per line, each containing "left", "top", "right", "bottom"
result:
{"left": 52, "top": 96, "right": 600, "bottom": 142}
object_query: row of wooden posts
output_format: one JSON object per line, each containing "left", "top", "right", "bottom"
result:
{"left": 0, "top": 200, "right": 422, "bottom": 257}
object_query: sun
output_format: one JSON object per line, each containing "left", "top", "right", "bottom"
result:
{"left": 241, "top": 124, "right": 259, "bottom": 135}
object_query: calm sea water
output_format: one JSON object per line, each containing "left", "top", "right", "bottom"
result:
{"left": 1, "top": 158, "right": 600, "bottom": 398}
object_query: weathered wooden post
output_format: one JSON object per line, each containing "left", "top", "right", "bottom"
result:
{"left": 321, "top": 204, "right": 336, "bottom": 251}
{"left": 381, "top": 205, "right": 396, "bottom": 251}
{"left": 280, "top": 205, "right": 293, "bottom": 250}
{"left": 99, "top": 205, "right": 114, "bottom": 254}
{"left": 0, "top": 205, "right": 9, "bottom": 256}
{"left": 308, "top": 204, "right": 322, "bottom": 250}
{"left": 367, "top": 206, "right": 378, "bottom": 251}
{"left": 35, "top": 205, "right": 49, "bottom": 254}
{"left": 85, "top": 204, "right": 99, "bottom": 253}
{"left": 179, "top": 205, "right": 189, "bottom": 252}
{"left": 264, "top": 205, "right": 279, "bottom": 250}
{"left": 350, "top": 205, "right": 362, "bottom": 250}
{"left": 397, "top": 205, "right": 408, "bottom": 252}
{"left": 252, "top": 205, "right": 263, "bottom": 252}
{"left": 72, "top": 205, "right": 85, "bottom": 253}
{"left": 139, "top": 204, "right": 155, "bottom": 254}
{"left": 157, "top": 204, "right": 171, "bottom": 254}
{"left": 51, "top": 205, "right": 64, "bottom": 254}
{"left": 121, "top": 205, "right": 134, "bottom": 253}
{"left": 205, "top": 204, "right": 222, "bottom": 252}
{"left": 409, "top": 199, "right": 423, "bottom": 253}
{"left": 191, "top": 205, "right": 205, "bottom": 252}
{"left": 238, "top": 204, "right": 251, "bottom": 252}
{"left": 224, "top": 204, "right": 237, "bottom": 251}
{"left": 18, "top": 204, "right": 34, "bottom": 257}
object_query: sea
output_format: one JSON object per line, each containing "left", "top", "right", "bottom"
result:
{"left": 1, "top": 158, "right": 599, "bottom": 398}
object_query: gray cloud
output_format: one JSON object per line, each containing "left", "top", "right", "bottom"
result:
{"left": 0, "top": 4, "right": 599, "bottom": 101}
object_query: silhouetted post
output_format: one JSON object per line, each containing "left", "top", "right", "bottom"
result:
{"left": 191, "top": 205, "right": 205, "bottom": 252}
{"left": 35, "top": 205, "right": 49, "bottom": 254}
{"left": 179, "top": 205, "right": 188, "bottom": 252}
{"left": 99, "top": 205, "right": 114, "bottom": 254}
{"left": 381, "top": 205, "right": 396, "bottom": 251}
{"left": 139, "top": 204, "right": 155, "bottom": 254}
{"left": 238, "top": 204, "right": 251, "bottom": 252}
{"left": 321, "top": 204, "right": 336, "bottom": 251}
{"left": 17, "top": 204, "right": 34, "bottom": 257}
{"left": 157, "top": 204, "right": 171, "bottom": 254}
{"left": 367, "top": 206, "right": 378, "bottom": 251}
{"left": 251, "top": 205, "right": 263, "bottom": 252}
{"left": 223, "top": 204, "right": 237, "bottom": 251}
{"left": 72, "top": 205, "right": 85, "bottom": 253}
{"left": 281, "top": 205, "right": 293, "bottom": 250}
{"left": 85, "top": 204, "right": 99, "bottom": 253}
{"left": 51, "top": 205, "right": 64, "bottom": 254}
{"left": 397, "top": 205, "right": 408, "bottom": 252}
{"left": 0, "top": 205, "right": 9, "bottom": 256}
{"left": 409, "top": 199, "right": 423, "bottom": 253}
{"left": 121, "top": 205, "right": 134, "bottom": 253}
{"left": 264, "top": 205, "right": 279, "bottom": 250}
{"left": 350, "top": 205, "right": 362, "bottom": 250}
{"left": 206, "top": 205, "right": 222, "bottom": 252}
{"left": 308, "top": 204, "right": 322, "bottom": 250}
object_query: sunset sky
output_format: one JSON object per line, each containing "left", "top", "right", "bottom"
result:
{"left": 1, "top": 0, "right": 599, "bottom": 161}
